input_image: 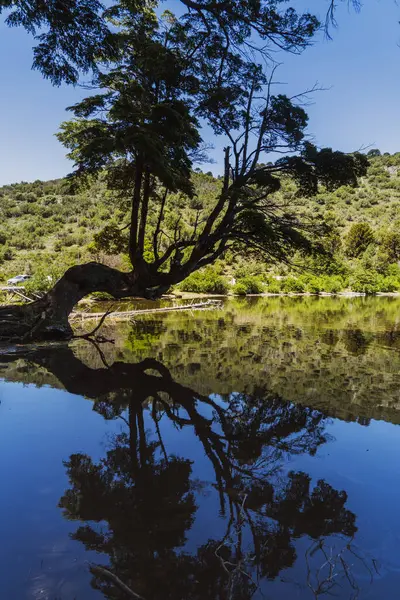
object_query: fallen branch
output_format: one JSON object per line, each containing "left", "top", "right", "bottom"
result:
{"left": 70, "top": 300, "right": 222, "bottom": 321}
{"left": 74, "top": 306, "right": 115, "bottom": 339}
{"left": 90, "top": 564, "right": 146, "bottom": 600}
{"left": 10, "top": 289, "right": 35, "bottom": 303}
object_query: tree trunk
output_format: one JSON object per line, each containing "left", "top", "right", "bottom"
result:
{"left": 0, "top": 262, "right": 170, "bottom": 342}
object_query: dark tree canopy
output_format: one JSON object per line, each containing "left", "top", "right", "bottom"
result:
{"left": 1, "top": 0, "right": 321, "bottom": 84}
{"left": 0, "top": 0, "right": 116, "bottom": 84}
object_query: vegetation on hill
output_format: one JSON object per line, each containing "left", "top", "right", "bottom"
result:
{"left": 2, "top": 152, "right": 400, "bottom": 296}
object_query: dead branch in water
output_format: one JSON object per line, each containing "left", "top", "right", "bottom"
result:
{"left": 70, "top": 299, "right": 222, "bottom": 321}
{"left": 90, "top": 564, "right": 146, "bottom": 600}
{"left": 74, "top": 306, "right": 115, "bottom": 339}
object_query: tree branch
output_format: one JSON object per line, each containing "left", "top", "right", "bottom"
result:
{"left": 153, "top": 188, "right": 169, "bottom": 262}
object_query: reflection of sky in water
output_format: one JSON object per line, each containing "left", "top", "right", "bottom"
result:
{"left": 2, "top": 379, "right": 400, "bottom": 599}
{"left": 0, "top": 384, "right": 394, "bottom": 598}
{"left": 0, "top": 382, "right": 116, "bottom": 599}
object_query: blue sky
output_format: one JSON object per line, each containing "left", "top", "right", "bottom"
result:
{"left": 0, "top": 0, "right": 400, "bottom": 185}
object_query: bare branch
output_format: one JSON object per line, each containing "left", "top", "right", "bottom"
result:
{"left": 153, "top": 188, "right": 169, "bottom": 261}
{"left": 90, "top": 564, "right": 146, "bottom": 600}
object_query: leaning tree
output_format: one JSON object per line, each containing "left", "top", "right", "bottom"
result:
{"left": 0, "top": 0, "right": 368, "bottom": 341}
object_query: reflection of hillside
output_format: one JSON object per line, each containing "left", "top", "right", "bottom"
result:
{"left": 0, "top": 354, "right": 64, "bottom": 389}
{"left": 113, "top": 297, "right": 400, "bottom": 425}
{"left": 2, "top": 297, "right": 400, "bottom": 424}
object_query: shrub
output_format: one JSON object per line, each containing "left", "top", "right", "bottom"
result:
{"left": 305, "top": 277, "right": 322, "bottom": 294}
{"left": 377, "top": 276, "right": 400, "bottom": 292}
{"left": 179, "top": 267, "right": 229, "bottom": 294}
{"left": 233, "top": 261, "right": 265, "bottom": 278}
{"left": 367, "top": 149, "right": 381, "bottom": 157}
{"left": 233, "top": 282, "right": 248, "bottom": 296}
{"left": 345, "top": 223, "right": 375, "bottom": 258}
{"left": 265, "top": 280, "right": 282, "bottom": 293}
{"left": 320, "top": 276, "right": 345, "bottom": 294}
{"left": 387, "top": 263, "right": 400, "bottom": 277}
{"left": 233, "top": 276, "right": 264, "bottom": 295}
{"left": 281, "top": 277, "right": 305, "bottom": 293}
{"left": 24, "top": 266, "right": 63, "bottom": 294}
{"left": 92, "top": 224, "right": 128, "bottom": 255}
{"left": 0, "top": 246, "right": 13, "bottom": 264}
{"left": 91, "top": 291, "right": 114, "bottom": 300}
{"left": 380, "top": 231, "right": 400, "bottom": 263}
{"left": 349, "top": 269, "right": 379, "bottom": 294}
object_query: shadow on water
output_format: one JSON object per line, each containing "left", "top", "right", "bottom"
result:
{"left": 0, "top": 340, "right": 379, "bottom": 600}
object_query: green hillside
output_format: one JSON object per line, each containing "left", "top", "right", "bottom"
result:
{"left": 1, "top": 152, "right": 400, "bottom": 295}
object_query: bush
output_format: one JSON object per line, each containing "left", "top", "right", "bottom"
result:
{"left": 179, "top": 268, "right": 229, "bottom": 294}
{"left": 265, "top": 280, "right": 282, "bottom": 293}
{"left": 25, "top": 267, "right": 62, "bottom": 294}
{"left": 233, "top": 282, "right": 248, "bottom": 295}
{"left": 349, "top": 269, "right": 379, "bottom": 294}
{"left": 281, "top": 277, "right": 305, "bottom": 293}
{"left": 320, "top": 276, "right": 346, "bottom": 294}
{"left": 377, "top": 275, "right": 400, "bottom": 292}
{"left": 305, "top": 277, "right": 322, "bottom": 294}
{"left": 380, "top": 230, "right": 400, "bottom": 263}
{"left": 233, "top": 276, "right": 264, "bottom": 295}
{"left": 91, "top": 291, "right": 114, "bottom": 300}
{"left": 233, "top": 260, "right": 266, "bottom": 278}
{"left": 0, "top": 246, "right": 13, "bottom": 264}
{"left": 345, "top": 223, "right": 375, "bottom": 258}
{"left": 387, "top": 263, "right": 400, "bottom": 277}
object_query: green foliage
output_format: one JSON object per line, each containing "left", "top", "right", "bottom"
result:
{"left": 179, "top": 268, "right": 229, "bottom": 294}
{"left": 304, "top": 276, "right": 322, "bottom": 294}
{"left": 281, "top": 277, "right": 305, "bottom": 293}
{"left": 367, "top": 149, "right": 381, "bottom": 158}
{"left": 2, "top": 152, "right": 400, "bottom": 295}
{"left": 377, "top": 276, "right": 400, "bottom": 292}
{"left": 265, "top": 280, "right": 283, "bottom": 294}
{"left": 24, "top": 265, "right": 64, "bottom": 294}
{"left": 319, "top": 276, "right": 346, "bottom": 294}
{"left": 345, "top": 223, "right": 375, "bottom": 258}
{"left": 91, "top": 225, "right": 128, "bottom": 255}
{"left": 1, "top": 0, "right": 116, "bottom": 85}
{"left": 233, "top": 276, "right": 265, "bottom": 295}
{"left": 380, "top": 230, "right": 400, "bottom": 263}
{"left": 349, "top": 269, "right": 380, "bottom": 294}
{"left": 0, "top": 246, "right": 13, "bottom": 264}
{"left": 233, "top": 260, "right": 266, "bottom": 279}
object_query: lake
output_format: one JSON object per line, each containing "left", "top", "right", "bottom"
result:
{"left": 1, "top": 296, "right": 400, "bottom": 599}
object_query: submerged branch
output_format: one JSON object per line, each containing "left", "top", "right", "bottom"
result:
{"left": 70, "top": 300, "right": 222, "bottom": 321}
{"left": 90, "top": 564, "right": 146, "bottom": 600}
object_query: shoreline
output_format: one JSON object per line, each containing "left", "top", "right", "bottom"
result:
{"left": 2, "top": 291, "right": 400, "bottom": 310}
{"left": 175, "top": 291, "right": 400, "bottom": 299}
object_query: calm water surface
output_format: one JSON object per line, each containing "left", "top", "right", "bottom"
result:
{"left": 1, "top": 296, "right": 400, "bottom": 599}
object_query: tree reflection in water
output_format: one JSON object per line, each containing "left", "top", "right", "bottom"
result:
{"left": 0, "top": 345, "right": 374, "bottom": 599}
